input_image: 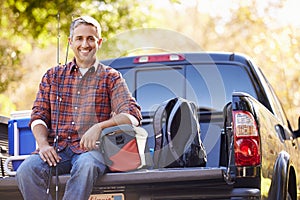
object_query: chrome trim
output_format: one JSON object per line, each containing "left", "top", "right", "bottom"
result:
{"left": 236, "top": 166, "right": 260, "bottom": 177}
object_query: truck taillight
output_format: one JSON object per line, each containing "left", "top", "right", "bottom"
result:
{"left": 233, "top": 111, "right": 261, "bottom": 167}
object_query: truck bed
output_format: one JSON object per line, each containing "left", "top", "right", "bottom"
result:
{"left": 0, "top": 167, "right": 260, "bottom": 200}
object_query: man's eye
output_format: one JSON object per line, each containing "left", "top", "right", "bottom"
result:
{"left": 88, "top": 37, "right": 95, "bottom": 42}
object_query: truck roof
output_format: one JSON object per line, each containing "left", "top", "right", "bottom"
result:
{"left": 101, "top": 52, "right": 252, "bottom": 69}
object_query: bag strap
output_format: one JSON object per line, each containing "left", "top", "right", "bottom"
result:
{"left": 166, "top": 97, "right": 185, "bottom": 166}
{"left": 152, "top": 97, "right": 178, "bottom": 166}
{"left": 166, "top": 98, "right": 201, "bottom": 166}
{"left": 182, "top": 101, "right": 200, "bottom": 161}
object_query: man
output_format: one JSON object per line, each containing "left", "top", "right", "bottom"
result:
{"left": 16, "top": 16, "right": 142, "bottom": 200}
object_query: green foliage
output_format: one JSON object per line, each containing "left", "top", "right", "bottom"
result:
{"left": 0, "top": 42, "right": 23, "bottom": 93}
{"left": 1, "top": 0, "right": 150, "bottom": 46}
{"left": 0, "top": 94, "right": 16, "bottom": 117}
{"left": 0, "top": 0, "right": 150, "bottom": 95}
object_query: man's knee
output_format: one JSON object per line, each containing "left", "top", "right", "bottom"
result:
{"left": 72, "top": 151, "right": 106, "bottom": 174}
{"left": 16, "top": 155, "right": 46, "bottom": 178}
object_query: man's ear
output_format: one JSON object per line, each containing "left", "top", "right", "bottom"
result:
{"left": 68, "top": 37, "right": 72, "bottom": 45}
{"left": 98, "top": 38, "right": 103, "bottom": 48}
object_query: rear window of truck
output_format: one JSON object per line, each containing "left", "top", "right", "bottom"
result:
{"left": 119, "top": 64, "right": 257, "bottom": 113}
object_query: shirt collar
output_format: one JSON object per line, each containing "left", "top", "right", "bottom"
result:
{"left": 70, "top": 58, "right": 98, "bottom": 73}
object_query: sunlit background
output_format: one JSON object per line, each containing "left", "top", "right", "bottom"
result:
{"left": 0, "top": 0, "right": 300, "bottom": 128}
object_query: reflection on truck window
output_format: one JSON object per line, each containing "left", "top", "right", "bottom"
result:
{"left": 136, "top": 67, "right": 184, "bottom": 112}
{"left": 124, "top": 64, "right": 257, "bottom": 113}
{"left": 186, "top": 64, "right": 257, "bottom": 111}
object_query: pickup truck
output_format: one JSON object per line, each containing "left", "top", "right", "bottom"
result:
{"left": 0, "top": 52, "right": 299, "bottom": 200}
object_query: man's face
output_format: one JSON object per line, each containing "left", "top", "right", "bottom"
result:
{"left": 69, "top": 24, "right": 102, "bottom": 68}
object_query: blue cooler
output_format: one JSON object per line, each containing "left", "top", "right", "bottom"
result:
{"left": 8, "top": 118, "right": 36, "bottom": 170}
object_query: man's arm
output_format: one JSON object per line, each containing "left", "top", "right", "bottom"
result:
{"left": 32, "top": 124, "right": 61, "bottom": 166}
{"left": 79, "top": 113, "right": 132, "bottom": 151}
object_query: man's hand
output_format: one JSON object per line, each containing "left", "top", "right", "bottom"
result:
{"left": 32, "top": 124, "right": 61, "bottom": 166}
{"left": 80, "top": 123, "right": 102, "bottom": 151}
{"left": 38, "top": 144, "right": 61, "bottom": 166}
{"left": 80, "top": 114, "right": 132, "bottom": 151}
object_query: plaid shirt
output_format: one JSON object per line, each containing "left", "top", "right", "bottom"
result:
{"left": 30, "top": 59, "right": 142, "bottom": 153}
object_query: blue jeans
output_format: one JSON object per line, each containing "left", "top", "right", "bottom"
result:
{"left": 16, "top": 147, "right": 107, "bottom": 200}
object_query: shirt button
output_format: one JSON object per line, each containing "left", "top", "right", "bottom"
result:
{"left": 57, "top": 148, "right": 60, "bottom": 152}
{"left": 77, "top": 91, "right": 80, "bottom": 95}
{"left": 74, "top": 107, "right": 78, "bottom": 110}
{"left": 68, "top": 136, "right": 71, "bottom": 140}
{"left": 72, "top": 121, "right": 75, "bottom": 125}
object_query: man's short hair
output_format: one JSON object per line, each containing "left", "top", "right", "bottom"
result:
{"left": 69, "top": 16, "right": 101, "bottom": 39}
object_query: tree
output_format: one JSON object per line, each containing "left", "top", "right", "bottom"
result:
{"left": 0, "top": 42, "right": 23, "bottom": 93}
{"left": 151, "top": 0, "right": 299, "bottom": 126}
{"left": 0, "top": 0, "right": 152, "bottom": 115}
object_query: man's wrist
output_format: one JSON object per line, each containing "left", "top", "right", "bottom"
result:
{"left": 96, "top": 123, "right": 104, "bottom": 134}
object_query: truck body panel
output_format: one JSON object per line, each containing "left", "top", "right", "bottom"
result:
{"left": 1, "top": 52, "right": 299, "bottom": 199}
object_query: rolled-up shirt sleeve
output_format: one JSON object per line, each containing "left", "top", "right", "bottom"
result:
{"left": 30, "top": 119, "right": 48, "bottom": 131}
{"left": 109, "top": 70, "right": 142, "bottom": 124}
{"left": 123, "top": 113, "right": 139, "bottom": 126}
{"left": 29, "top": 68, "right": 54, "bottom": 128}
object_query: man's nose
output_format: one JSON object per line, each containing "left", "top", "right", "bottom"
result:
{"left": 81, "top": 39, "right": 89, "bottom": 47}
